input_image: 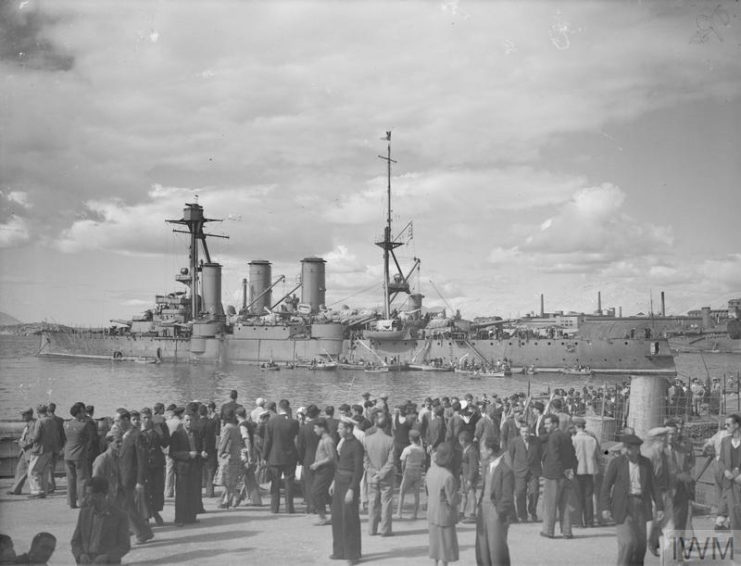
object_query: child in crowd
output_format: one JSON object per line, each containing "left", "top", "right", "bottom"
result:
{"left": 397, "top": 429, "right": 426, "bottom": 520}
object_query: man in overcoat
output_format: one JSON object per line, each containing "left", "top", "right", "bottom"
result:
{"left": 263, "top": 399, "right": 300, "bottom": 513}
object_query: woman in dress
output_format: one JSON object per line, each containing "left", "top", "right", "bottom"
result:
{"left": 425, "top": 442, "right": 460, "bottom": 565}
{"left": 309, "top": 417, "right": 337, "bottom": 525}
{"left": 217, "top": 408, "right": 242, "bottom": 509}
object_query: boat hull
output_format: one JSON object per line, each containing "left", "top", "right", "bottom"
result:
{"left": 39, "top": 330, "right": 676, "bottom": 374}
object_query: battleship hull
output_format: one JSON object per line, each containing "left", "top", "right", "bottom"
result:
{"left": 345, "top": 336, "right": 676, "bottom": 375}
{"left": 39, "top": 323, "right": 345, "bottom": 364}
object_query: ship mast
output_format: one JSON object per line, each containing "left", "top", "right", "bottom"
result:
{"left": 377, "top": 132, "right": 398, "bottom": 319}
{"left": 375, "top": 131, "right": 419, "bottom": 320}
{"left": 166, "top": 201, "right": 228, "bottom": 321}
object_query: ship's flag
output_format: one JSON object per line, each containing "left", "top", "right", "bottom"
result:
{"left": 381, "top": 131, "right": 391, "bottom": 141}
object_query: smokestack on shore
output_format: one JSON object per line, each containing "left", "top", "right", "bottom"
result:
{"left": 598, "top": 292, "right": 602, "bottom": 315}
{"left": 540, "top": 294, "right": 544, "bottom": 317}
{"left": 661, "top": 292, "right": 666, "bottom": 317}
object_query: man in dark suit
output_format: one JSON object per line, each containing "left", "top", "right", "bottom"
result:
{"left": 71, "top": 477, "right": 130, "bottom": 565}
{"left": 117, "top": 410, "right": 153, "bottom": 544}
{"left": 220, "top": 390, "right": 242, "bottom": 422}
{"left": 601, "top": 434, "right": 664, "bottom": 566}
{"left": 509, "top": 421, "right": 542, "bottom": 523}
{"left": 297, "top": 404, "right": 321, "bottom": 514}
{"left": 263, "top": 399, "right": 300, "bottom": 513}
{"left": 63, "top": 402, "right": 90, "bottom": 509}
{"left": 330, "top": 418, "right": 364, "bottom": 564}
{"left": 170, "top": 412, "right": 208, "bottom": 526}
{"left": 529, "top": 401, "right": 547, "bottom": 437}
{"left": 539, "top": 413, "right": 577, "bottom": 539}
{"left": 46, "top": 403, "right": 66, "bottom": 493}
{"left": 140, "top": 407, "right": 170, "bottom": 526}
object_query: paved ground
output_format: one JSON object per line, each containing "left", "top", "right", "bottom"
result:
{"left": 0, "top": 477, "right": 721, "bottom": 565}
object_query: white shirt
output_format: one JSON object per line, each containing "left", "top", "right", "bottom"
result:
{"left": 628, "top": 460, "right": 642, "bottom": 495}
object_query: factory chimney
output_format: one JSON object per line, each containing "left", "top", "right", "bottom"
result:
{"left": 540, "top": 294, "right": 544, "bottom": 317}
{"left": 598, "top": 292, "right": 602, "bottom": 315}
{"left": 661, "top": 291, "right": 666, "bottom": 317}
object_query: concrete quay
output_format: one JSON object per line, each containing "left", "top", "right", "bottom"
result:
{"left": 0, "top": 477, "right": 719, "bottom": 565}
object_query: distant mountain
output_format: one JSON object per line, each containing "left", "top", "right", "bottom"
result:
{"left": 0, "top": 312, "right": 22, "bottom": 325}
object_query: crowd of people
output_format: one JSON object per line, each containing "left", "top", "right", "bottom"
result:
{"left": 0, "top": 380, "right": 727, "bottom": 565}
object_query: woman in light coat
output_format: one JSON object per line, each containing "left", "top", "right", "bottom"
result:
{"left": 425, "top": 442, "right": 460, "bottom": 565}
{"left": 217, "top": 409, "right": 242, "bottom": 509}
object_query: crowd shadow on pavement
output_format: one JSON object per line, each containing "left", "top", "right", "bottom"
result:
{"left": 127, "top": 547, "right": 255, "bottom": 565}
{"left": 363, "top": 543, "right": 474, "bottom": 562}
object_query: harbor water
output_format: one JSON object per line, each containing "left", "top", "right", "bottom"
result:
{"left": 0, "top": 335, "right": 739, "bottom": 420}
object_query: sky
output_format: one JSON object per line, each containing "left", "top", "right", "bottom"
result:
{"left": 1, "top": 0, "right": 740, "bottom": 326}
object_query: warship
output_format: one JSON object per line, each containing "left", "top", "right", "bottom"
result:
{"left": 39, "top": 134, "right": 677, "bottom": 374}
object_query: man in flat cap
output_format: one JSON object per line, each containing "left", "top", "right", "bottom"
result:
{"left": 8, "top": 409, "right": 35, "bottom": 496}
{"left": 601, "top": 433, "right": 664, "bottom": 566}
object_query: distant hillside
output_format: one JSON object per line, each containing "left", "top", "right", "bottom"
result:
{"left": 0, "top": 312, "right": 22, "bottom": 325}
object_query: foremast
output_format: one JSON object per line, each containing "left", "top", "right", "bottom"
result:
{"left": 166, "top": 201, "right": 228, "bottom": 321}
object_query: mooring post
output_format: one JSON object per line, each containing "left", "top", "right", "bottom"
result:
{"left": 626, "top": 375, "right": 668, "bottom": 439}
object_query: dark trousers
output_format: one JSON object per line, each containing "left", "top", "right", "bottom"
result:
{"left": 616, "top": 496, "right": 648, "bottom": 566}
{"left": 175, "top": 463, "right": 200, "bottom": 524}
{"left": 575, "top": 474, "right": 595, "bottom": 527}
{"left": 312, "top": 465, "right": 334, "bottom": 515}
{"left": 269, "top": 463, "right": 296, "bottom": 513}
{"left": 331, "top": 475, "right": 361, "bottom": 561}
{"left": 514, "top": 471, "right": 539, "bottom": 521}
{"left": 65, "top": 459, "right": 89, "bottom": 507}
{"left": 119, "top": 488, "right": 153, "bottom": 542}
{"left": 147, "top": 466, "right": 165, "bottom": 514}
{"left": 541, "top": 477, "right": 573, "bottom": 537}
{"left": 303, "top": 465, "right": 315, "bottom": 513}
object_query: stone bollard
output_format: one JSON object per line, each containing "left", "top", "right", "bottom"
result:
{"left": 626, "top": 375, "right": 668, "bottom": 439}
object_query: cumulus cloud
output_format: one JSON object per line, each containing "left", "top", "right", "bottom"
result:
{"left": 489, "top": 184, "right": 674, "bottom": 272}
{"left": 0, "top": 215, "right": 31, "bottom": 248}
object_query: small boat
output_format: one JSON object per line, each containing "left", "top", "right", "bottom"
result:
{"left": 337, "top": 362, "right": 367, "bottom": 370}
{"left": 260, "top": 362, "right": 280, "bottom": 371}
{"left": 364, "top": 366, "right": 389, "bottom": 373}
{"left": 561, "top": 367, "right": 593, "bottom": 376}
{"left": 475, "top": 370, "right": 510, "bottom": 378}
{"left": 306, "top": 361, "right": 338, "bottom": 371}
{"left": 408, "top": 364, "right": 453, "bottom": 372}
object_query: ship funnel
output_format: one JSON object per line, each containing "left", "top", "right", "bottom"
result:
{"left": 201, "top": 263, "right": 224, "bottom": 316}
{"left": 701, "top": 306, "right": 712, "bottom": 329}
{"left": 301, "top": 257, "right": 326, "bottom": 314}
{"left": 248, "top": 260, "right": 272, "bottom": 315}
{"left": 409, "top": 293, "right": 424, "bottom": 319}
